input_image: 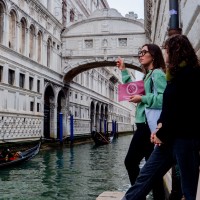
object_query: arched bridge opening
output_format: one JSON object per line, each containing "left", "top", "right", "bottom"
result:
{"left": 63, "top": 59, "right": 142, "bottom": 83}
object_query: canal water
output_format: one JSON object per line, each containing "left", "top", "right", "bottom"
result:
{"left": 0, "top": 135, "right": 148, "bottom": 200}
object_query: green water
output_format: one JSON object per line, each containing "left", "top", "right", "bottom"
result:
{"left": 0, "top": 135, "right": 134, "bottom": 200}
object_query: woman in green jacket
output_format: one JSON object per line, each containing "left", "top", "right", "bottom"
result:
{"left": 117, "top": 44, "right": 167, "bottom": 200}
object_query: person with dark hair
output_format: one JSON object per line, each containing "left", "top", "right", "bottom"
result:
{"left": 117, "top": 43, "right": 167, "bottom": 200}
{"left": 0, "top": 148, "right": 13, "bottom": 161}
{"left": 121, "top": 34, "right": 200, "bottom": 200}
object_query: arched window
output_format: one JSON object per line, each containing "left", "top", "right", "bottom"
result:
{"left": 20, "top": 18, "right": 27, "bottom": 54}
{"left": 47, "top": 38, "right": 51, "bottom": 67}
{"left": 70, "top": 9, "right": 75, "bottom": 22}
{"left": 0, "top": 2, "right": 5, "bottom": 44}
{"left": 29, "top": 25, "right": 35, "bottom": 59}
{"left": 9, "top": 10, "right": 17, "bottom": 49}
{"left": 37, "top": 31, "right": 42, "bottom": 63}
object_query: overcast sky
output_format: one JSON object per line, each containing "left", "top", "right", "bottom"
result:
{"left": 106, "top": 0, "right": 144, "bottom": 19}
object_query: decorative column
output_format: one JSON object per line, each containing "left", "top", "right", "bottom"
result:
{"left": 16, "top": 21, "right": 21, "bottom": 52}
{"left": 96, "top": 112, "right": 100, "bottom": 132}
{"left": 4, "top": 11, "right": 9, "bottom": 47}
{"left": 50, "top": 102, "right": 57, "bottom": 139}
{"left": 35, "top": 33, "right": 38, "bottom": 62}
{"left": 33, "top": 75, "right": 37, "bottom": 92}
{"left": 26, "top": 28, "right": 30, "bottom": 57}
{"left": 25, "top": 71, "right": 29, "bottom": 90}
{"left": 2, "top": 63, "right": 8, "bottom": 84}
{"left": 61, "top": 104, "right": 67, "bottom": 137}
{"left": 15, "top": 68, "right": 19, "bottom": 87}
{"left": 33, "top": 33, "right": 37, "bottom": 61}
{"left": 42, "top": 40, "right": 47, "bottom": 66}
{"left": 62, "top": 0, "right": 67, "bottom": 27}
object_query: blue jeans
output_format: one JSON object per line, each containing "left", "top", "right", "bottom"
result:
{"left": 122, "top": 139, "right": 200, "bottom": 200}
{"left": 124, "top": 123, "right": 165, "bottom": 200}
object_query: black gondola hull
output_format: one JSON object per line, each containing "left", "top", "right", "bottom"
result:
{"left": 0, "top": 141, "right": 41, "bottom": 169}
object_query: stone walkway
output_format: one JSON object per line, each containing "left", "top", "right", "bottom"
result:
{"left": 96, "top": 191, "right": 154, "bottom": 200}
{"left": 96, "top": 191, "right": 125, "bottom": 200}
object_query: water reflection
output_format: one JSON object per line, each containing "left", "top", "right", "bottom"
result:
{"left": 0, "top": 135, "right": 132, "bottom": 200}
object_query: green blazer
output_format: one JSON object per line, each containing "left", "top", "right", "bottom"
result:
{"left": 121, "top": 69, "right": 167, "bottom": 123}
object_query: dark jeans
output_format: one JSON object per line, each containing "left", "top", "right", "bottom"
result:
{"left": 122, "top": 138, "right": 200, "bottom": 200}
{"left": 124, "top": 123, "right": 165, "bottom": 200}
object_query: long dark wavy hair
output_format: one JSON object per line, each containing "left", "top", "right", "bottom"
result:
{"left": 164, "top": 34, "right": 200, "bottom": 69}
{"left": 141, "top": 44, "right": 166, "bottom": 75}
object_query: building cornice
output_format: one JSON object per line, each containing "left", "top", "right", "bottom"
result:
{"left": 26, "top": 0, "right": 63, "bottom": 30}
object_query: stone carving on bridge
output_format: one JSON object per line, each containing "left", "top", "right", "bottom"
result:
{"left": 102, "top": 39, "right": 108, "bottom": 47}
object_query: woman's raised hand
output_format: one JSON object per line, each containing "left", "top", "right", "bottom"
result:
{"left": 116, "top": 57, "right": 125, "bottom": 70}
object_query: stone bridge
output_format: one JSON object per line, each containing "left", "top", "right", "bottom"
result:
{"left": 61, "top": 8, "right": 147, "bottom": 83}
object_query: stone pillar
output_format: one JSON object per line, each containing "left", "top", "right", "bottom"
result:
{"left": 93, "top": 111, "right": 96, "bottom": 128}
{"left": 61, "top": 104, "right": 67, "bottom": 137}
{"left": 33, "top": 75, "right": 37, "bottom": 92}
{"left": 40, "top": 77, "right": 44, "bottom": 94}
{"left": 15, "top": 68, "right": 19, "bottom": 87}
{"left": 16, "top": 21, "right": 20, "bottom": 52}
{"left": 50, "top": 101, "right": 57, "bottom": 139}
{"left": 3, "top": 12, "right": 9, "bottom": 47}
{"left": 2, "top": 63, "right": 8, "bottom": 84}
{"left": 34, "top": 96, "right": 37, "bottom": 113}
{"left": 25, "top": 94, "right": 29, "bottom": 111}
{"left": 16, "top": 92, "right": 19, "bottom": 111}
{"left": 42, "top": 40, "right": 47, "bottom": 66}
{"left": 35, "top": 34, "right": 38, "bottom": 62}
{"left": 25, "top": 71, "right": 29, "bottom": 90}
{"left": 26, "top": 28, "right": 30, "bottom": 57}
{"left": 34, "top": 33, "right": 37, "bottom": 60}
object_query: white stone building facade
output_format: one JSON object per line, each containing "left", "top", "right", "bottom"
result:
{"left": 0, "top": 0, "right": 145, "bottom": 142}
{"left": 62, "top": 8, "right": 146, "bottom": 136}
{"left": 145, "top": 0, "right": 200, "bottom": 58}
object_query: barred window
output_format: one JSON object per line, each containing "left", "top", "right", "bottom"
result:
{"left": 85, "top": 39, "right": 93, "bottom": 48}
{"left": 118, "top": 38, "right": 127, "bottom": 47}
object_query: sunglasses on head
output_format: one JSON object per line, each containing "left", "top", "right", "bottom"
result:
{"left": 138, "top": 50, "right": 149, "bottom": 57}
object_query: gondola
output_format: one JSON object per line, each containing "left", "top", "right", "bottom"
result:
{"left": 91, "top": 131, "right": 114, "bottom": 146}
{"left": 0, "top": 140, "right": 41, "bottom": 169}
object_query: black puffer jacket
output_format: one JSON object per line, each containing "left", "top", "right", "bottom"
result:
{"left": 156, "top": 66, "right": 200, "bottom": 144}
